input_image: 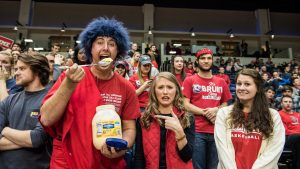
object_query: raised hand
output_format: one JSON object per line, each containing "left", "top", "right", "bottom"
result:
{"left": 154, "top": 110, "right": 184, "bottom": 138}
{"left": 65, "top": 64, "right": 85, "bottom": 83}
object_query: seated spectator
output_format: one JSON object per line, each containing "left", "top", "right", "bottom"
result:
{"left": 279, "top": 96, "right": 300, "bottom": 169}
{"left": 292, "top": 77, "right": 300, "bottom": 96}
{"left": 265, "top": 86, "right": 276, "bottom": 109}
{"left": 275, "top": 85, "right": 300, "bottom": 112}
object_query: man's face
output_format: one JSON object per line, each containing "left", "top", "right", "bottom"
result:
{"left": 91, "top": 36, "right": 118, "bottom": 71}
{"left": 15, "top": 60, "right": 35, "bottom": 87}
{"left": 150, "top": 45, "right": 156, "bottom": 52}
{"left": 51, "top": 45, "right": 60, "bottom": 54}
{"left": 219, "top": 67, "right": 225, "bottom": 74}
{"left": 282, "top": 90, "right": 292, "bottom": 97}
{"left": 293, "top": 78, "right": 300, "bottom": 87}
{"left": 197, "top": 54, "right": 213, "bottom": 72}
{"left": 281, "top": 97, "right": 293, "bottom": 112}
{"left": 12, "top": 44, "right": 20, "bottom": 51}
{"left": 132, "top": 43, "right": 137, "bottom": 51}
{"left": 265, "top": 89, "right": 275, "bottom": 99}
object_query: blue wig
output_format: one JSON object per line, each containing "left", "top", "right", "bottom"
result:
{"left": 79, "top": 17, "right": 130, "bottom": 63}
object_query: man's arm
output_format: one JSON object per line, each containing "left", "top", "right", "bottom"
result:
{"left": 1, "top": 127, "right": 32, "bottom": 147}
{"left": 184, "top": 97, "right": 206, "bottom": 116}
{"left": 40, "top": 65, "right": 84, "bottom": 127}
{"left": 121, "top": 119, "right": 136, "bottom": 148}
{"left": 0, "top": 136, "right": 22, "bottom": 151}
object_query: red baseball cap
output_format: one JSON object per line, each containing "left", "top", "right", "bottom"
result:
{"left": 195, "top": 48, "right": 213, "bottom": 58}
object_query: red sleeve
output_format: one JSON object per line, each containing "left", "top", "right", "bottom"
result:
{"left": 220, "top": 78, "right": 232, "bottom": 104}
{"left": 182, "top": 76, "right": 193, "bottom": 99}
{"left": 120, "top": 81, "right": 141, "bottom": 120}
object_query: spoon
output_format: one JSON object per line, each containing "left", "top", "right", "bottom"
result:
{"left": 59, "top": 58, "right": 113, "bottom": 69}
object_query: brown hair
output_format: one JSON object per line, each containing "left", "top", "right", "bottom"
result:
{"left": 18, "top": 53, "right": 50, "bottom": 86}
{"left": 229, "top": 68, "right": 274, "bottom": 138}
{"left": 141, "top": 72, "right": 191, "bottom": 129}
{"left": 170, "top": 55, "right": 186, "bottom": 81}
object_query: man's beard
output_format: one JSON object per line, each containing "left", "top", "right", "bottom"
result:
{"left": 198, "top": 64, "right": 212, "bottom": 72}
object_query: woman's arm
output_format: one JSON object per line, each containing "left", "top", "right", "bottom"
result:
{"left": 252, "top": 109, "right": 285, "bottom": 169}
{"left": 134, "top": 120, "right": 145, "bottom": 169}
{"left": 178, "top": 115, "right": 195, "bottom": 162}
{"left": 214, "top": 107, "right": 237, "bottom": 169}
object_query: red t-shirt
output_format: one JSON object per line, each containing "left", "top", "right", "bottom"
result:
{"left": 182, "top": 74, "right": 232, "bottom": 133}
{"left": 129, "top": 74, "right": 150, "bottom": 108}
{"left": 279, "top": 110, "right": 300, "bottom": 135}
{"left": 41, "top": 68, "right": 140, "bottom": 169}
{"left": 231, "top": 125, "right": 263, "bottom": 169}
{"left": 130, "top": 62, "right": 138, "bottom": 75}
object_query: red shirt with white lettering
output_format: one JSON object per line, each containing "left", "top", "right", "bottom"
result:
{"left": 129, "top": 74, "right": 150, "bottom": 108}
{"left": 279, "top": 110, "right": 300, "bottom": 135}
{"left": 182, "top": 74, "right": 232, "bottom": 133}
{"left": 231, "top": 113, "right": 263, "bottom": 169}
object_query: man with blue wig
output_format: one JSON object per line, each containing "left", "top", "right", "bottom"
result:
{"left": 40, "top": 17, "right": 140, "bottom": 169}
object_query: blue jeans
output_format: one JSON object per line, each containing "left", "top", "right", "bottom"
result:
{"left": 192, "top": 132, "right": 218, "bottom": 169}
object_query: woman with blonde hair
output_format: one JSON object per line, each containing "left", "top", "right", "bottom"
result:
{"left": 215, "top": 68, "right": 285, "bottom": 169}
{"left": 0, "top": 51, "right": 23, "bottom": 100}
{"left": 129, "top": 55, "right": 153, "bottom": 113}
{"left": 134, "top": 72, "right": 194, "bottom": 169}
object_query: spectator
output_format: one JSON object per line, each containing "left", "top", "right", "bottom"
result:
{"left": 0, "top": 51, "right": 23, "bottom": 101}
{"left": 128, "top": 43, "right": 138, "bottom": 57}
{"left": 40, "top": 17, "right": 140, "bottom": 168}
{"left": 215, "top": 66, "right": 230, "bottom": 86}
{"left": 0, "top": 53, "right": 51, "bottom": 169}
{"left": 265, "top": 86, "right": 276, "bottom": 108}
{"left": 279, "top": 95, "right": 300, "bottom": 169}
{"left": 183, "top": 48, "right": 232, "bottom": 169}
{"left": 73, "top": 46, "right": 87, "bottom": 65}
{"left": 215, "top": 68, "right": 285, "bottom": 169}
{"left": 129, "top": 55, "right": 153, "bottom": 113}
{"left": 134, "top": 72, "right": 194, "bottom": 169}
{"left": 114, "top": 60, "right": 129, "bottom": 80}
{"left": 170, "top": 55, "right": 191, "bottom": 86}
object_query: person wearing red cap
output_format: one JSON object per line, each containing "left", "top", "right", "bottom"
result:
{"left": 183, "top": 48, "right": 232, "bottom": 169}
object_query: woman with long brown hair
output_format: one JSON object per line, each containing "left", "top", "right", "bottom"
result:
{"left": 214, "top": 68, "right": 285, "bottom": 169}
{"left": 170, "top": 55, "right": 191, "bottom": 86}
{"left": 134, "top": 72, "right": 194, "bottom": 169}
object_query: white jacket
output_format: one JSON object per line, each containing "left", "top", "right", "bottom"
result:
{"left": 214, "top": 105, "right": 285, "bottom": 169}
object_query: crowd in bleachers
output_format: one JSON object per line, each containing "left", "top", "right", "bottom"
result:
{"left": 1, "top": 29, "right": 300, "bottom": 169}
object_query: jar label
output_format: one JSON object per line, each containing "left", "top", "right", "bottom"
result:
{"left": 96, "top": 120, "right": 121, "bottom": 137}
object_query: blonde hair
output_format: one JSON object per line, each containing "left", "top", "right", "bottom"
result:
{"left": 141, "top": 72, "right": 191, "bottom": 129}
